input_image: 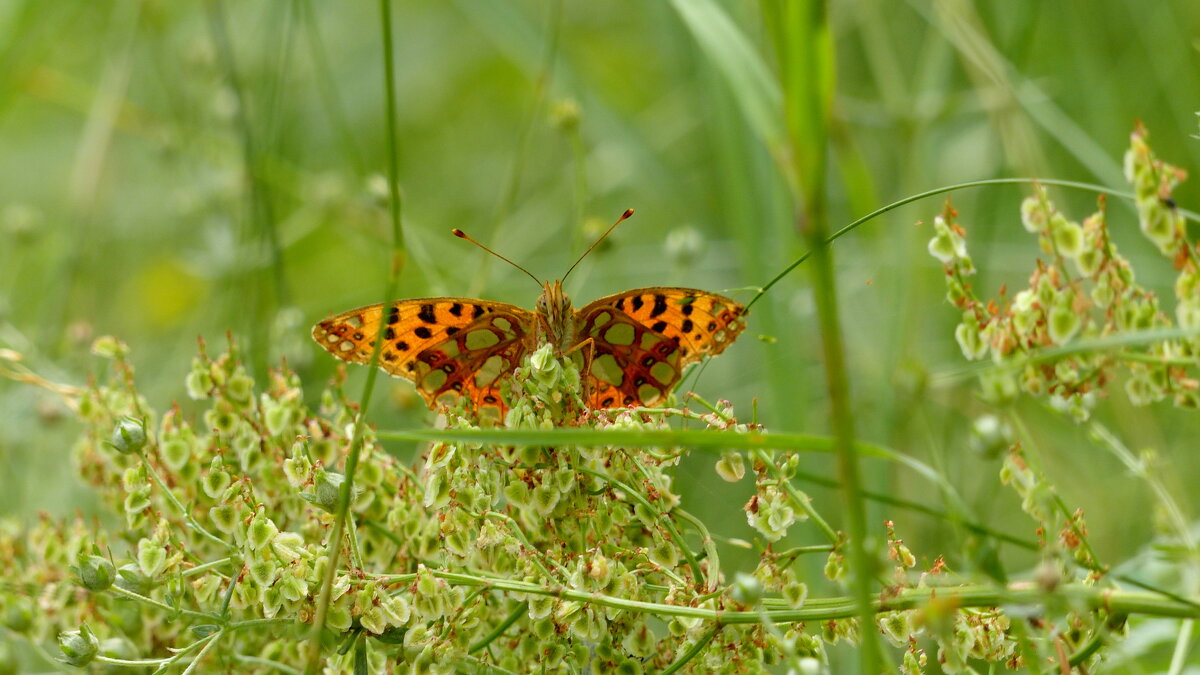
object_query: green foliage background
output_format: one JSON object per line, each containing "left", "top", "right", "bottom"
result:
{"left": 2, "top": 1, "right": 1200, "bottom": 670}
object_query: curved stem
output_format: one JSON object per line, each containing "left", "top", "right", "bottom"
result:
{"left": 744, "top": 176, "right": 1200, "bottom": 312}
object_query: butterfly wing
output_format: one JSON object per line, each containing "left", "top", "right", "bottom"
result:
{"left": 312, "top": 298, "right": 536, "bottom": 416}
{"left": 573, "top": 288, "right": 746, "bottom": 408}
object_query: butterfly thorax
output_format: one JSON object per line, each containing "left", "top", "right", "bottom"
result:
{"left": 534, "top": 280, "right": 577, "bottom": 353}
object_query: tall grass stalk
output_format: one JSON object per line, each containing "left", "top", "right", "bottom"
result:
{"left": 303, "top": 0, "right": 407, "bottom": 670}
{"left": 763, "top": 1, "right": 883, "bottom": 670}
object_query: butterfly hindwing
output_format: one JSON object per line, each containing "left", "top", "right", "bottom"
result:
{"left": 574, "top": 287, "right": 747, "bottom": 408}
{"left": 312, "top": 298, "right": 535, "bottom": 414}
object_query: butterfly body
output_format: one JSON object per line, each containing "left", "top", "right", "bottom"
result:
{"left": 313, "top": 281, "right": 746, "bottom": 418}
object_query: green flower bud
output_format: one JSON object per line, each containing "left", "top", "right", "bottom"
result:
{"left": 226, "top": 372, "right": 255, "bottom": 405}
{"left": 248, "top": 559, "right": 279, "bottom": 587}
{"left": 731, "top": 572, "right": 763, "bottom": 605}
{"left": 160, "top": 439, "right": 190, "bottom": 471}
{"left": 927, "top": 216, "right": 968, "bottom": 263}
{"left": 528, "top": 595, "right": 554, "bottom": 621}
{"left": 110, "top": 416, "right": 147, "bottom": 455}
{"left": 58, "top": 624, "right": 100, "bottom": 667}
{"left": 90, "top": 336, "right": 129, "bottom": 360}
{"left": 1049, "top": 214, "right": 1084, "bottom": 258}
{"left": 310, "top": 468, "right": 345, "bottom": 513}
{"left": 623, "top": 621, "right": 656, "bottom": 658}
{"left": 503, "top": 480, "right": 530, "bottom": 508}
{"left": 136, "top": 539, "right": 167, "bottom": 579}
{"left": 202, "top": 462, "right": 232, "bottom": 499}
{"left": 647, "top": 537, "right": 679, "bottom": 568}
{"left": 531, "top": 482, "right": 560, "bottom": 516}
{"left": 74, "top": 552, "right": 116, "bottom": 592}
{"left": 123, "top": 486, "right": 152, "bottom": 515}
{"left": 1047, "top": 299, "right": 1082, "bottom": 345}
{"left": 879, "top": 611, "right": 910, "bottom": 647}
{"left": 954, "top": 317, "right": 989, "bottom": 360}
{"left": 115, "top": 563, "right": 154, "bottom": 596}
{"left": 246, "top": 512, "right": 278, "bottom": 551}
{"left": 782, "top": 581, "right": 809, "bottom": 609}
{"left": 824, "top": 552, "right": 845, "bottom": 580}
{"left": 1020, "top": 195, "right": 1047, "bottom": 233}
{"left": 550, "top": 98, "right": 581, "bottom": 132}
{"left": 715, "top": 452, "right": 745, "bottom": 482}
{"left": 186, "top": 359, "right": 215, "bottom": 400}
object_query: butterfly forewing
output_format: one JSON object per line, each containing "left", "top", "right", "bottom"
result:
{"left": 314, "top": 285, "right": 746, "bottom": 415}
{"left": 312, "top": 298, "right": 536, "bottom": 414}
{"left": 574, "top": 287, "right": 747, "bottom": 408}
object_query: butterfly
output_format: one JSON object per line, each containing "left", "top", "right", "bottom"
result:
{"left": 312, "top": 211, "right": 746, "bottom": 419}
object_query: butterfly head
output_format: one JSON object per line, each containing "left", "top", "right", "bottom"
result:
{"left": 536, "top": 280, "right": 575, "bottom": 350}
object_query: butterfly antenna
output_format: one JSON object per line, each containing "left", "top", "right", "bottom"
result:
{"left": 562, "top": 208, "right": 635, "bottom": 282}
{"left": 452, "top": 229, "right": 542, "bottom": 287}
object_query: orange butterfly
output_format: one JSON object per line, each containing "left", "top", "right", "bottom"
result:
{"left": 312, "top": 211, "right": 746, "bottom": 418}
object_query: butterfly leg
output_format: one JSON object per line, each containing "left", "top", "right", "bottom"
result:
{"left": 562, "top": 337, "right": 596, "bottom": 405}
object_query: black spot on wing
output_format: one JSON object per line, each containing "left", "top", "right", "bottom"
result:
{"left": 449, "top": 302, "right": 463, "bottom": 317}
{"left": 446, "top": 326, "right": 460, "bottom": 336}
{"left": 681, "top": 319, "right": 693, "bottom": 334}
{"left": 651, "top": 320, "right": 668, "bottom": 334}
{"left": 650, "top": 294, "right": 668, "bottom": 318}
{"left": 472, "top": 304, "right": 485, "bottom": 319}
{"left": 396, "top": 340, "right": 410, "bottom": 351}
{"left": 418, "top": 304, "right": 437, "bottom": 324}
{"left": 414, "top": 326, "right": 432, "bottom": 339}
{"left": 387, "top": 307, "right": 400, "bottom": 324}
{"left": 631, "top": 296, "right": 645, "bottom": 312}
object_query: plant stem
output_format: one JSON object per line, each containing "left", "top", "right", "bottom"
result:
{"left": 135, "top": 449, "right": 230, "bottom": 552}
{"left": 375, "top": 568, "right": 1200, "bottom": 622}
{"left": 107, "top": 585, "right": 219, "bottom": 621}
{"left": 577, "top": 466, "right": 707, "bottom": 589}
{"left": 661, "top": 626, "right": 717, "bottom": 674}
{"left": 745, "top": 176, "right": 1200, "bottom": 313}
{"left": 305, "top": 0, "right": 406, "bottom": 670}
{"left": 468, "top": 601, "right": 527, "bottom": 653}
{"left": 752, "top": 448, "right": 838, "bottom": 543}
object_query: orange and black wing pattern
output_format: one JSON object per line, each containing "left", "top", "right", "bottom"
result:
{"left": 573, "top": 288, "right": 746, "bottom": 408}
{"left": 313, "top": 298, "right": 536, "bottom": 417}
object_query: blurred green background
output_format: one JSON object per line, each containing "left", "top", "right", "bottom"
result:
{"left": 3, "top": 0, "right": 1200, "bottom": 668}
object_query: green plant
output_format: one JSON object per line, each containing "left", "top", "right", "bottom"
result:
{"left": 6, "top": 122, "right": 1200, "bottom": 672}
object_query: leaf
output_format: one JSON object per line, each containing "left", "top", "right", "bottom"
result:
{"left": 669, "top": 0, "right": 784, "bottom": 152}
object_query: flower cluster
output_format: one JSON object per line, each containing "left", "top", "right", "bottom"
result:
{"left": 1, "top": 320, "right": 1153, "bottom": 672}
{"left": 929, "top": 124, "right": 1200, "bottom": 420}
{"left": 1, "top": 335, "right": 824, "bottom": 673}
